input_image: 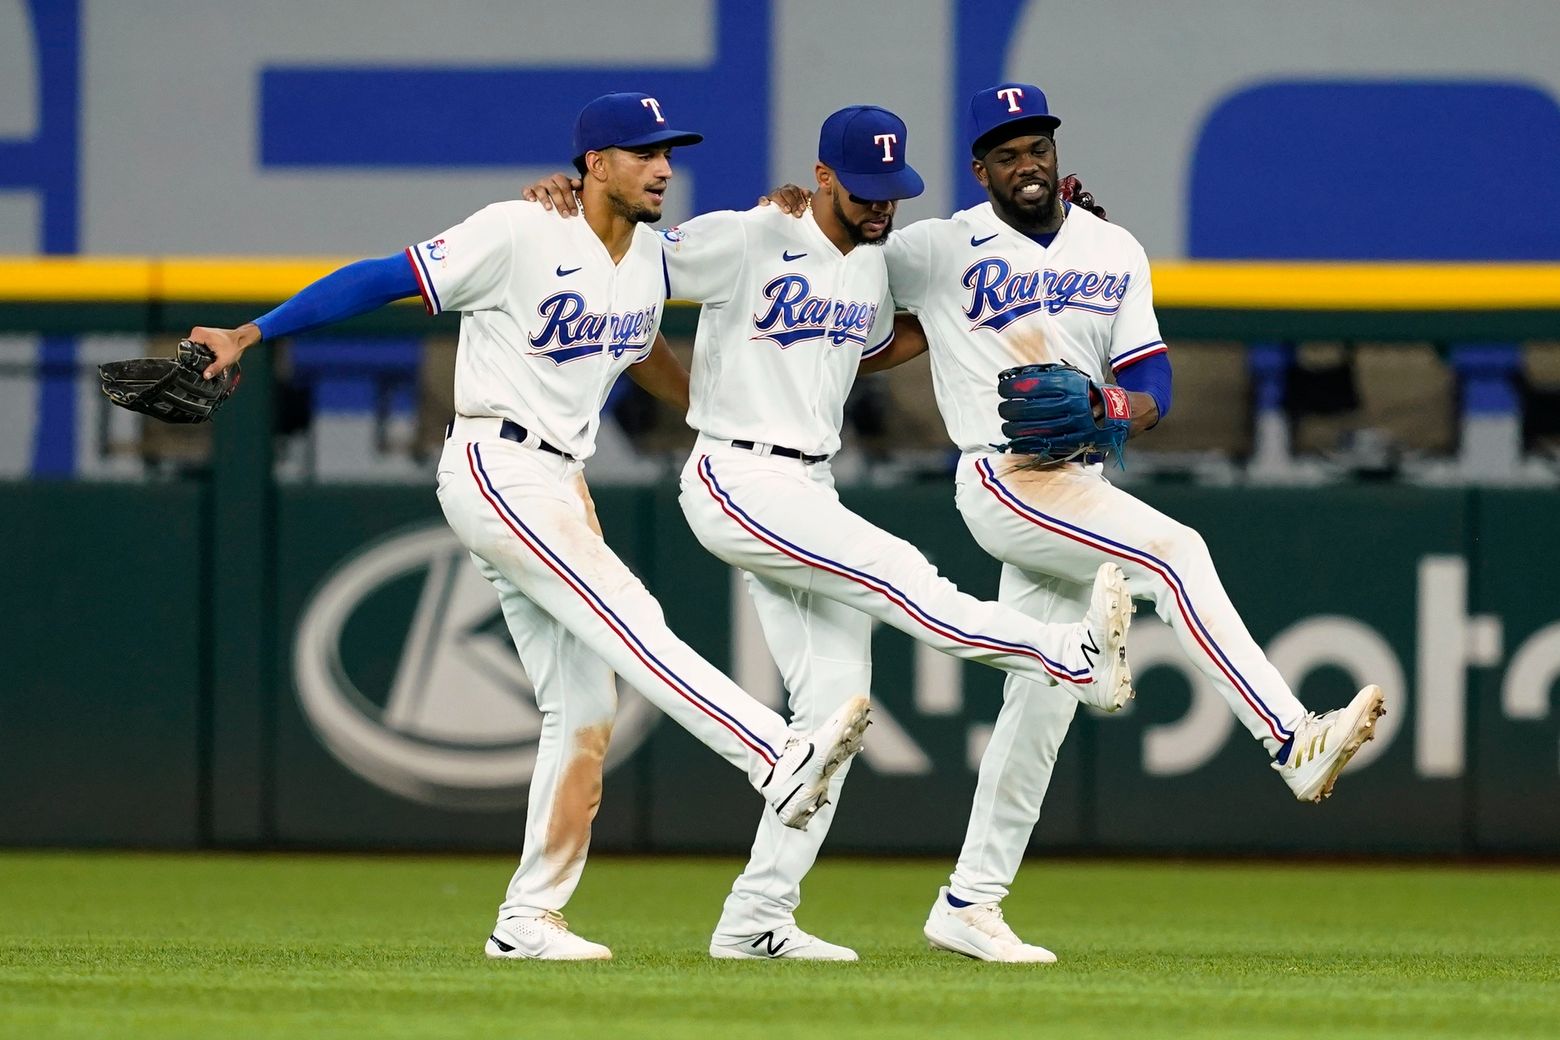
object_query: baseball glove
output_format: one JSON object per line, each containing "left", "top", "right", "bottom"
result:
{"left": 1057, "top": 174, "right": 1107, "bottom": 221}
{"left": 997, "top": 362, "right": 1131, "bottom": 464}
{"left": 98, "top": 339, "right": 241, "bottom": 424}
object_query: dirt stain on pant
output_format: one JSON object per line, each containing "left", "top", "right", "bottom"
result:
{"left": 574, "top": 474, "right": 604, "bottom": 537}
{"left": 545, "top": 721, "right": 612, "bottom": 887}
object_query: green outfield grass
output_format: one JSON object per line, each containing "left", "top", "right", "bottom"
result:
{"left": 0, "top": 853, "right": 1556, "bottom": 1039}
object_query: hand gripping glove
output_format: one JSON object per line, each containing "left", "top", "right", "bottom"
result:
{"left": 996, "top": 362, "right": 1131, "bottom": 464}
{"left": 98, "top": 339, "right": 241, "bottom": 424}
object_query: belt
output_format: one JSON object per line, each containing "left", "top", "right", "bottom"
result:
{"left": 447, "top": 416, "right": 575, "bottom": 461}
{"left": 730, "top": 439, "right": 830, "bottom": 464}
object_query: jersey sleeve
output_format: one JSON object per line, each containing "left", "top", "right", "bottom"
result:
{"left": 658, "top": 210, "right": 748, "bottom": 306}
{"left": 405, "top": 202, "right": 516, "bottom": 316}
{"left": 859, "top": 287, "right": 898, "bottom": 360}
{"left": 883, "top": 219, "right": 936, "bottom": 312}
{"left": 1107, "top": 243, "right": 1168, "bottom": 371}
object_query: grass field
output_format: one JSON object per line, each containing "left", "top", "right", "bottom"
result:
{"left": 1, "top": 853, "right": 1556, "bottom": 1039}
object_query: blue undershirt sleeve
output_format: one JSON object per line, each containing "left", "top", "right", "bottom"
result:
{"left": 1115, "top": 351, "right": 1173, "bottom": 423}
{"left": 251, "top": 253, "right": 422, "bottom": 341}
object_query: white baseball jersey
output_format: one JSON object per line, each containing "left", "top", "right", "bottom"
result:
{"left": 885, "top": 202, "right": 1166, "bottom": 453}
{"left": 659, "top": 205, "right": 895, "bottom": 456}
{"left": 408, "top": 201, "right": 664, "bottom": 460}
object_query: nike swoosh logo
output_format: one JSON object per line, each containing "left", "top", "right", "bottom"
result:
{"left": 489, "top": 935, "right": 516, "bottom": 953}
{"left": 773, "top": 783, "right": 805, "bottom": 815}
{"left": 782, "top": 250, "right": 807, "bottom": 261}
{"left": 970, "top": 234, "right": 998, "bottom": 247}
{"left": 556, "top": 265, "right": 582, "bottom": 277}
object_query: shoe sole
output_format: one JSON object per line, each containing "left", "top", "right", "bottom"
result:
{"left": 1079, "top": 564, "right": 1134, "bottom": 712}
{"left": 924, "top": 925, "right": 991, "bottom": 961}
{"left": 483, "top": 937, "right": 612, "bottom": 961}
{"left": 709, "top": 943, "right": 860, "bottom": 962}
{"left": 1304, "top": 684, "right": 1387, "bottom": 804}
{"left": 777, "top": 696, "right": 871, "bottom": 829}
{"left": 923, "top": 925, "right": 1057, "bottom": 964}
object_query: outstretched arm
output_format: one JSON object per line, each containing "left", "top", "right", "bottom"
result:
{"left": 189, "top": 254, "right": 421, "bottom": 377}
{"left": 628, "top": 333, "right": 691, "bottom": 413}
{"left": 859, "top": 313, "right": 929, "bottom": 375}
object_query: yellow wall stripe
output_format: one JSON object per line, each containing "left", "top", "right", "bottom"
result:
{"left": 0, "top": 258, "right": 158, "bottom": 301}
{"left": 1, "top": 257, "right": 1559, "bottom": 311}
{"left": 1152, "top": 262, "right": 1560, "bottom": 309}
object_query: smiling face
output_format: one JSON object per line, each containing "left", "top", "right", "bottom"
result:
{"left": 972, "top": 132, "right": 1061, "bottom": 233}
{"left": 593, "top": 145, "right": 675, "bottom": 223}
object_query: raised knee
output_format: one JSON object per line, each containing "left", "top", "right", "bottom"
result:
{"left": 1153, "top": 522, "right": 1210, "bottom": 569}
{"left": 1130, "top": 522, "right": 1209, "bottom": 610}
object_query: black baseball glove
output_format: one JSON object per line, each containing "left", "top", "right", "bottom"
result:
{"left": 98, "top": 339, "right": 241, "bottom": 424}
{"left": 997, "top": 362, "right": 1132, "bottom": 464}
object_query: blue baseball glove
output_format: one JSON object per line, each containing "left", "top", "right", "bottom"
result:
{"left": 996, "top": 362, "right": 1131, "bottom": 463}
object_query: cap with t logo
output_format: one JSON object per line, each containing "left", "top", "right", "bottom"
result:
{"left": 572, "top": 92, "right": 704, "bottom": 162}
{"left": 967, "top": 82, "right": 1061, "bottom": 157}
{"left": 817, "top": 105, "right": 925, "bottom": 202}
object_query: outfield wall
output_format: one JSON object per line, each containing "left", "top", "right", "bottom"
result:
{"left": 5, "top": 479, "right": 1559, "bottom": 855}
{"left": 6, "top": 1, "right": 1558, "bottom": 260}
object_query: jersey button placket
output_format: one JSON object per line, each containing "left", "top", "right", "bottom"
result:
{"left": 817, "top": 258, "right": 845, "bottom": 434}
{"left": 595, "top": 266, "right": 619, "bottom": 438}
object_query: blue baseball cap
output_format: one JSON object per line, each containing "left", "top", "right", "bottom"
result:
{"left": 572, "top": 92, "right": 704, "bottom": 161}
{"left": 817, "top": 105, "right": 925, "bottom": 201}
{"left": 967, "top": 82, "right": 1061, "bottom": 156}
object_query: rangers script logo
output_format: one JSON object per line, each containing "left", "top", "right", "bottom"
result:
{"left": 962, "top": 258, "right": 1131, "bottom": 330}
{"left": 751, "top": 274, "right": 879, "bottom": 348}
{"left": 293, "top": 524, "right": 660, "bottom": 809}
{"left": 528, "top": 293, "right": 659, "bottom": 365}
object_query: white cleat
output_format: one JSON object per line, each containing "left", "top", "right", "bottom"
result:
{"left": 763, "top": 695, "right": 871, "bottom": 830}
{"left": 710, "top": 924, "right": 859, "bottom": 961}
{"left": 483, "top": 911, "right": 612, "bottom": 961}
{"left": 923, "top": 888, "right": 1057, "bottom": 964}
{"left": 1273, "top": 684, "right": 1387, "bottom": 803}
{"left": 1059, "top": 562, "right": 1134, "bottom": 712}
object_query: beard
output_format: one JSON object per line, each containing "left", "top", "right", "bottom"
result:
{"left": 832, "top": 191, "right": 893, "bottom": 246}
{"left": 607, "top": 186, "right": 661, "bottom": 224}
{"left": 990, "top": 181, "right": 1059, "bottom": 233}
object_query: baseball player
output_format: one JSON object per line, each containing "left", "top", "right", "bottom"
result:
{"left": 523, "top": 105, "right": 1134, "bottom": 962}
{"left": 183, "top": 92, "right": 871, "bottom": 962}
{"left": 851, "top": 83, "right": 1388, "bottom": 961}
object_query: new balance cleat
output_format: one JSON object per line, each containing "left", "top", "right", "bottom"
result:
{"left": 763, "top": 695, "right": 870, "bottom": 830}
{"left": 923, "top": 888, "right": 1057, "bottom": 964}
{"left": 1274, "top": 684, "right": 1387, "bottom": 803}
{"left": 710, "top": 924, "right": 859, "bottom": 961}
{"left": 483, "top": 911, "right": 612, "bottom": 961}
{"left": 1058, "top": 562, "right": 1134, "bottom": 712}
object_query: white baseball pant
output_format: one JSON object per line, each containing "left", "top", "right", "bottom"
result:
{"left": 944, "top": 450, "right": 1309, "bottom": 903}
{"left": 436, "top": 435, "right": 796, "bottom": 916}
{"left": 678, "top": 437, "right": 1100, "bottom": 935}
